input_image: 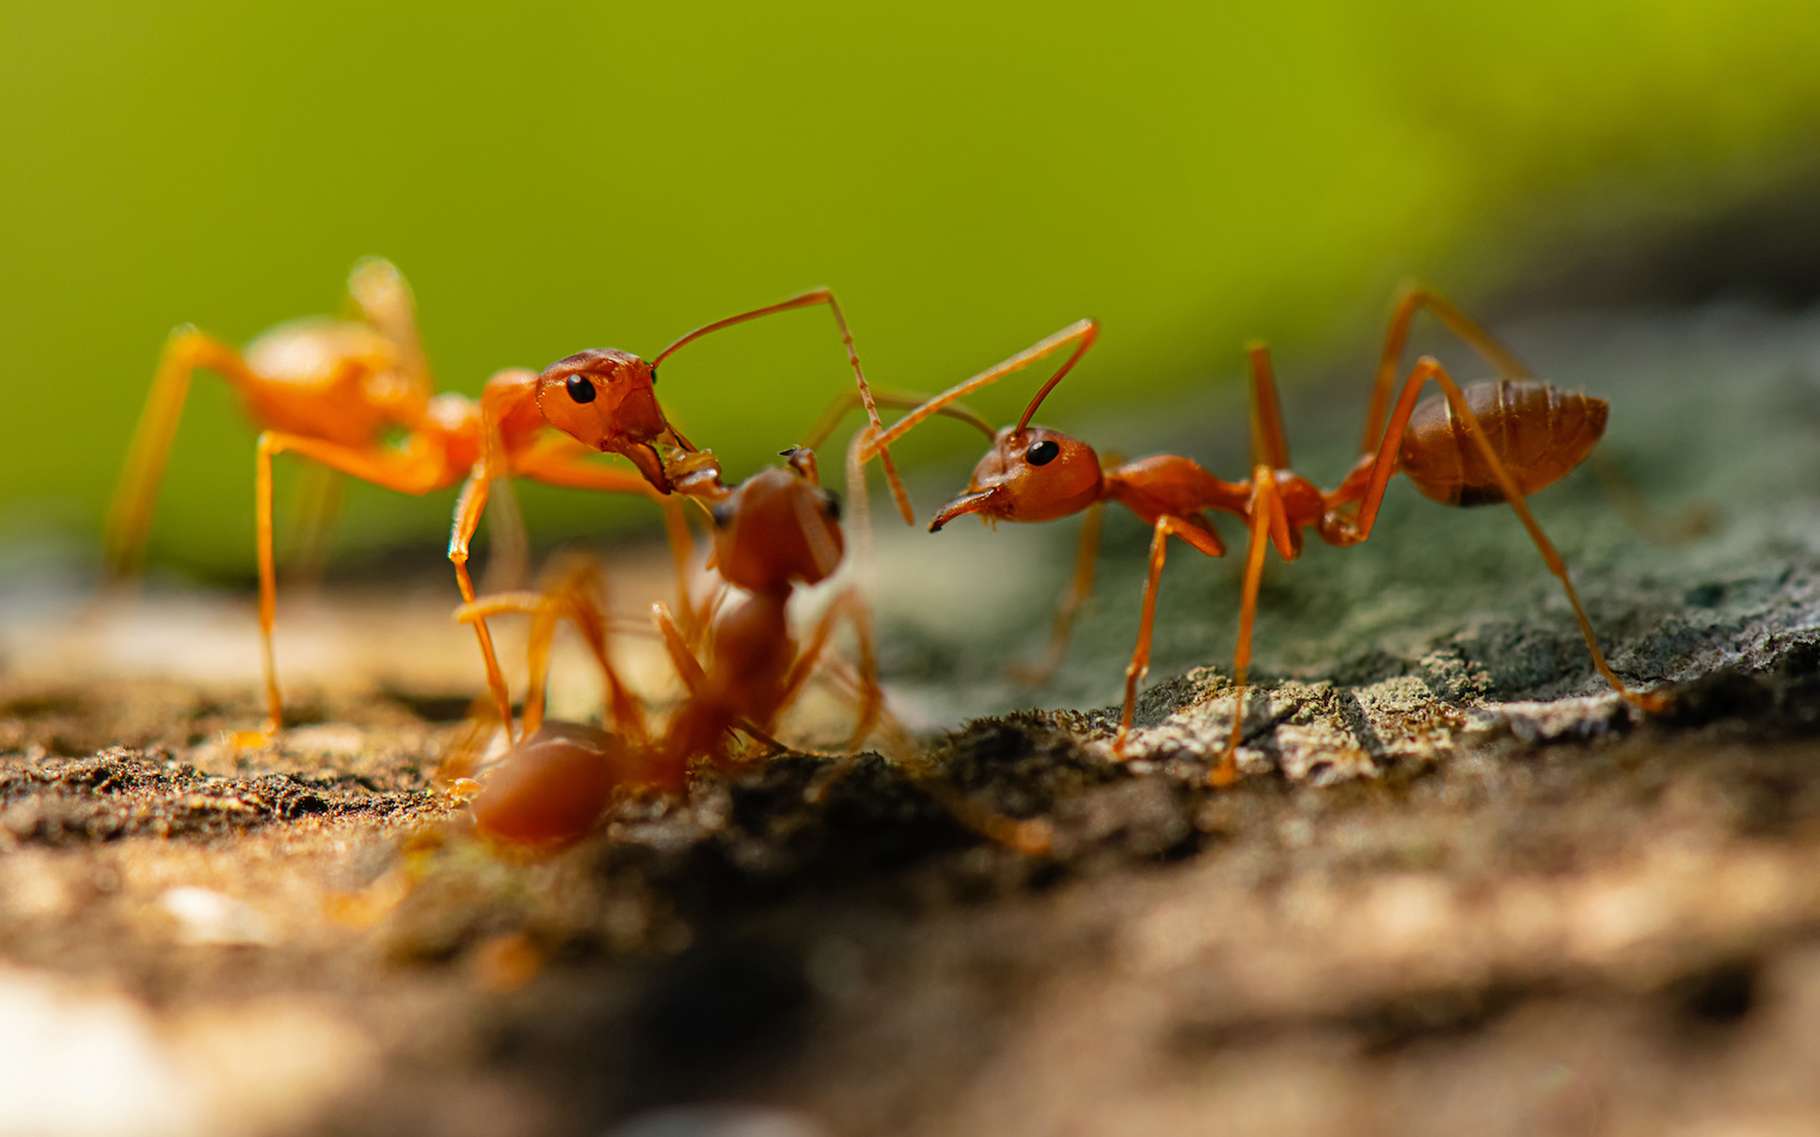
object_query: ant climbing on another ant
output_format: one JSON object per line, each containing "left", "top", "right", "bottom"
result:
{"left": 453, "top": 459, "right": 1041, "bottom": 852}
{"left": 450, "top": 442, "right": 881, "bottom": 846}
{"left": 856, "top": 285, "right": 1670, "bottom": 786}
{"left": 106, "top": 260, "right": 891, "bottom": 742}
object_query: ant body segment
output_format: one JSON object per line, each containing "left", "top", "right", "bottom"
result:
{"left": 106, "top": 261, "right": 885, "bottom": 740}
{"left": 857, "top": 286, "right": 1667, "bottom": 785}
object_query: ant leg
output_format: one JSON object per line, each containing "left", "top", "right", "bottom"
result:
{"left": 105, "top": 329, "right": 258, "bottom": 578}
{"left": 255, "top": 431, "right": 448, "bottom": 738}
{"left": 1211, "top": 470, "right": 1287, "bottom": 787}
{"left": 540, "top": 557, "right": 649, "bottom": 745}
{"left": 284, "top": 465, "right": 344, "bottom": 589}
{"left": 776, "top": 588, "right": 884, "bottom": 750}
{"left": 1114, "top": 515, "right": 1226, "bottom": 758}
{"left": 1245, "top": 343, "right": 1293, "bottom": 470}
{"left": 458, "top": 558, "right": 649, "bottom": 745}
{"left": 479, "top": 476, "right": 531, "bottom": 592}
{"left": 652, "top": 602, "right": 712, "bottom": 697}
{"left": 657, "top": 497, "right": 705, "bottom": 643}
{"left": 448, "top": 431, "right": 670, "bottom": 741}
{"left": 1010, "top": 502, "right": 1105, "bottom": 686}
{"left": 510, "top": 435, "right": 703, "bottom": 637}
{"left": 453, "top": 588, "right": 549, "bottom": 734}
{"left": 448, "top": 473, "right": 519, "bottom": 740}
{"left": 1360, "top": 283, "right": 1532, "bottom": 452}
{"left": 1335, "top": 357, "right": 1663, "bottom": 711}
{"left": 346, "top": 259, "right": 432, "bottom": 400}
{"left": 1587, "top": 450, "right": 1718, "bottom": 546}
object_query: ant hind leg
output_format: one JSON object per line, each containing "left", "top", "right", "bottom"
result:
{"left": 106, "top": 329, "right": 259, "bottom": 579}
{"left": 1114, "top": 515, "right": 1225, "bottom": 758}
{"left": 1211, "top": 470, "right": 1287, "bottom": 787}
{"left": 1335, "top": 357, "right": 1667, "bottom": 713}
{"left": 254, "top": 431, "right": 447, "bottom": 740}
{"left": 1360, "top": 284, "right": 1532, "bottom": 452}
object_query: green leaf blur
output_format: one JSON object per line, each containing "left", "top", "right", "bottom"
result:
{"left": 3, "top": 0, "right": 1816, "bottom": 572}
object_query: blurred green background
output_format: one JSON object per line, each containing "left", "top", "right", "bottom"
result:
{"left": 3, "top": 0, "right": 1817, "bottom": 576}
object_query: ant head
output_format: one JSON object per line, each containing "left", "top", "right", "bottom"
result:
{"left": 930, "top": 425, "right": 1102, "bottom": 532}
{"left": 536, "top": 349, "right": 669, "bottom": 453}
{"left": 710, "top": 452, "right": 845, "bottom": 594}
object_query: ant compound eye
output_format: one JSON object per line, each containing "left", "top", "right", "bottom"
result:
{"left": 565, "top": 375, "right": 598, "bottom": 405}
{"left": 710, "top": 502, "right": 735, "bottom": 529}
{"left": 648, "top": 367, "right": 658, "bottom": 385}
{"left": 821, "top": 489, "right": 842, "bottom": 522}
{"left": 1026, "top": 439, "right": 1061, "bottom": 467}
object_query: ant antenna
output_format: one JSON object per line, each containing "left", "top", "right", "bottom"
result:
{"left": 801, "top": 389, "right": 997, "bottom": 452}
{"left": 1015, "top": 319, "right": 1101, "bottom": 433}
{"left": 865, "top": 319, "right": 1100, "bottom": 456}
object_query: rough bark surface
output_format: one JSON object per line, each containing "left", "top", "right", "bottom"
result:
{"left": 2, "top": 304, "right": 1818, "bottom": 1137}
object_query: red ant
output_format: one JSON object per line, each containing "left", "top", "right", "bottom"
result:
{"left": 855, "top": 286, "right": 1669, "bottom": 785}
{"left": 105, "top": 260, "right": 887, "bottom": 741}
{"left": 450, "top": 446, "right": 881, "bottom": 846}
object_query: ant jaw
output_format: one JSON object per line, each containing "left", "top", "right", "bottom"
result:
{"left": 606, "top": 441, "right": 671, "bottom": 494}
{"left": 929, "top": 488, "right": 999, "bottom": 532}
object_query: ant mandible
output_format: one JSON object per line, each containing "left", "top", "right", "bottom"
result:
{"left": 105, "top": 260, "right": 890, "bottom": 741}
{"left": 855, "top": 285, "right": 1668, "bottom": 785}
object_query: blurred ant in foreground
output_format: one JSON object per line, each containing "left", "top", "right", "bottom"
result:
{"left": 858, "top": 286, "right": 1669, "bottom": 785}
{"left": 448, "top": 446, "right": 873, "bottom": 845}
{"left": 106, "top": 260, "right": 884, "bottom": 740}
{"left": 453, "top": 431, "right": 1045, "bottom": 853}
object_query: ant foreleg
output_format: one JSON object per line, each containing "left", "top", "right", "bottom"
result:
{"left": 449, "top": 472, "right": 522, "bottom": 740}
{"left": 448, "top": 437, "right": 681, "bottom": 741}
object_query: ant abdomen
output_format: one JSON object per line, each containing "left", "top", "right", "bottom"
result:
{"left": 469, "top": 722, "right": 627, "bottom": 847}
{"left": 1400, "top": 379, "right": 1608, "bottom": 506}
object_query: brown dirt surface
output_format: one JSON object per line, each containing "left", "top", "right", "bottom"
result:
{"left": 3, "top": 303, "right": 1819, "bottom": 1137}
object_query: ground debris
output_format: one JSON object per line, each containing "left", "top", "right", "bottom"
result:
{"left": 3, "top": 304, "right": 1820, "bottom": 1136}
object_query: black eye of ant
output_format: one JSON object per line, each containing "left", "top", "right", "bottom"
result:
{"left": 649, "top": 367, "right": 657, "bottom": 385}
{"left": 822, "top": 489, "right": 842, "bottom": 522}
{"left": 710, "top": 502, "right": 735, "bottom": 529}
{"left": 565, "top": 375, "right": 597, "bottom": 404}
{"left": 1026, "top": 439, "right": 1061, "bottom": 467}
